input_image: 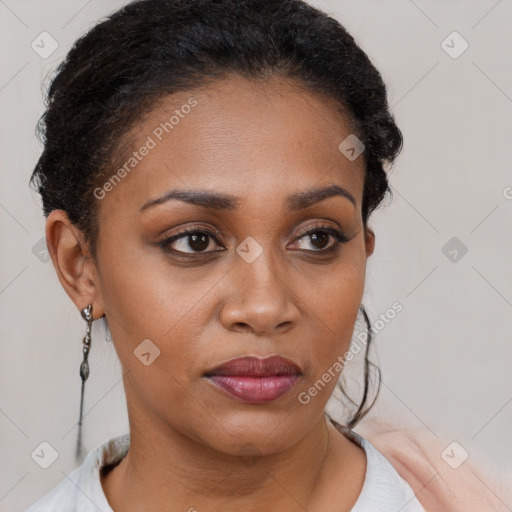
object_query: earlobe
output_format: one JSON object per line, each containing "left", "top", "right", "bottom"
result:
{"left": 45, "top": 209, "right": 105, "bottom": 319}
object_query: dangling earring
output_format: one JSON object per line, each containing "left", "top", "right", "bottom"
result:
{"left": 103, "top": 316, "right": 112, "bottom": 343}
{"left": 76, "top": 303, "right": 93, "bottom": 462}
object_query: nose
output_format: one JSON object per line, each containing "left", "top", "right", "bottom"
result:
{"left": 218, "top": 247, "right": 300, "bottom": 336}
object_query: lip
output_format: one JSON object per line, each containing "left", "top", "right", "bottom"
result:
{"left": 204, "top": 355, "right": 302, "bottom": 403}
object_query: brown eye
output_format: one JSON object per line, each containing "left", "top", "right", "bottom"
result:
{"left": 291, "top": 226, "right": 350, "bottom": 253}
{"left": 307, "top": 231, "right": 330, "bottom": 250}
{"left": 159, "top": 229, "right": 223, "bottom": 255}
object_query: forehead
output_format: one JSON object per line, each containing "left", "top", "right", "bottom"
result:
{"left": 99, "top": 74, "right": 365, "bottom": 215}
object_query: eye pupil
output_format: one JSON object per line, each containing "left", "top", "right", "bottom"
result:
{"left": 189, "top": 233, "right": 209, "bottom": 252}
{"left": 310, "top": 231, "right": 329, "bottom": 249}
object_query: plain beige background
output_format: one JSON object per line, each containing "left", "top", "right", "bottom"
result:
{"left": 1, "top": 0, "right": 511, "bottom": 510}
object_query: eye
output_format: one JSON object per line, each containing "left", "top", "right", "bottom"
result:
{"left": 158, "top": 223, "right": 351, "bottom": 258}
{"left": 158, "top": 227, "right": 223, "bottom": 256}
{"left": 290, "top": 224, "right": 351, "bottom": 253}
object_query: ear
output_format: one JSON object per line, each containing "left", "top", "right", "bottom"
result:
{"left": 364, "top": 226, "right": 375, "bottom": 258}
{"left": 45, "top": 209, "right": 105, "bottom": 320}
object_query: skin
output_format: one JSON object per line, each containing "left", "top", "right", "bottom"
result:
{"left": 46, "top": 74, "right": 375, "bottom": 511}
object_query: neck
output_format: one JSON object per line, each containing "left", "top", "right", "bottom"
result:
{"left": 101, "top": 402, "right": 365, "bottom": 512}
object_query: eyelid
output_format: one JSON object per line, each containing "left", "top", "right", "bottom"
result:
{"left": 159, "top": 221, "right": 345, "bottom": 244}
{"left": 292, "top": 221, "right": 345, "bottom": 239}
{"left": 159, "top": 224, "right": 221, "bottom": 242}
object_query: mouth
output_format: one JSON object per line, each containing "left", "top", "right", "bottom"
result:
{"left": 203, "top": 355, "right": 302, "bottom": 404}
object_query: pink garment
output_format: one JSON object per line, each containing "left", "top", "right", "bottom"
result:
{"left": 361, "top": 426, "right": 512, "bottom": 511}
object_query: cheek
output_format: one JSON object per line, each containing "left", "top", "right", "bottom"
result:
{"left": 297, "top": 248, "right": 366, "bottom": 385}
{"left": 96, "top": 238, "right": 223, "bottom": 410}
{"left": 306, "top": 284, "right": 362, "bottom": 374}
{"left": 97, "top": 235, "right": 210, "bottom": 340}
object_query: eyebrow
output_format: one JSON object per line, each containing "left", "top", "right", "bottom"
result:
{"left": 139, "top": 183, "right": 356, "bottom": 213}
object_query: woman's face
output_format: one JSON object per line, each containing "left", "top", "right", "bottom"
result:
{"left": 85, "top": 75, "right": 374, "bottom": 455}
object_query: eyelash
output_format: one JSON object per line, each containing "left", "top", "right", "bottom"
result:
{"left": 157, "top": 223, "right": 351, "bottom": 258}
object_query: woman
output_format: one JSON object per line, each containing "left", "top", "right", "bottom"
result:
{"left": 25, "top": 0, "right": 507, "bottom": 510}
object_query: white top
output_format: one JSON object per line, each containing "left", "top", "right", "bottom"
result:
{"left": 25, "top": 430, "right": 425, "bottom": 511}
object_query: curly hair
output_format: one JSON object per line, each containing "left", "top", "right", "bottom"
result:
{"left": 29, "top": 0, "right": 403, "bottom": 428}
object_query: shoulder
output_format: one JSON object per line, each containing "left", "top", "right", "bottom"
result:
{"left": 349, "top": 431, "right": 426, "bottom": 512}
{"left": 24, "top": 433, "right": 129, "bottom": 512}
{"left": 364, "top": 427, "right": 512, "bottom": 511}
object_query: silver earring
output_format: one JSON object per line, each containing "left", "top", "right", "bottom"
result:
{"left": 103, "top": 316, "right": 112, "bottom": 343}
{"left": 76, "top": 303, "right": 93, "bottom": 461}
